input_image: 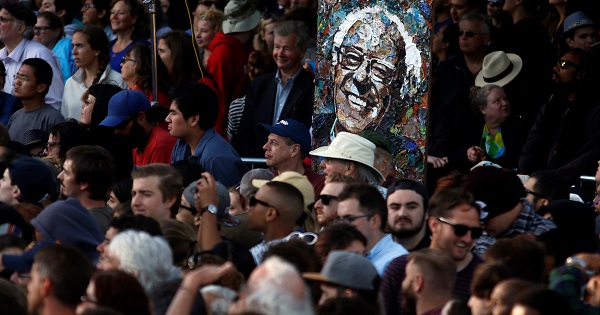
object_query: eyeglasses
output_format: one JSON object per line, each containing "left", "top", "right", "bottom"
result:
{"left": 337, "top": 45, "right": 396, "bottom": 84}
{"left": 121, "top": 56, "right": 137, "bottom": 64}
{"left": 179, "top": 203, "right": 198, "bottom": 215}
{"left": 317, "top": 194, "right": 338, "bottom": 206}
{"left": 557, "top": 59, "right": 580, "bottom": 70}
{"left": 249, "top": 196, "right": 280, "bottom": 216}
{"left": 336, "top": 214, "right": 372, "bottom": 224}
{"left": 0, "top": 16, "right": 14, "bottom": 23}
{"left": 82, "top": 3, "right": 96, "bottom": 9}
{"left": 286, "top": 231, "right": 318, "bottom": 245}
{"left": 524, "top": 188, "right": 545, "bottom": 199}
{"left": 437, "top": 217, "right": 483, "bottom": 239}
{"left": 13, "top": 74, "right": 31, "bottom": 83}
{"left": 487, "top": 0, "right": 504, "bottom": 7}
{"left": 458, "top": 30, "right": 486, "bottom": 38}
{"left": 16, "top": 272, "right": 31, "bottom": 278}
{"left": 33, "top": 26, "right": 52, "bottom": 33}
{"left": 80, "top": 295, "right": 98, "bottom": 304}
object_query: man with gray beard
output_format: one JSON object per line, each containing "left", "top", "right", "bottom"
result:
{"left": 386, "top": 179, "right": 431, "bottom": 251}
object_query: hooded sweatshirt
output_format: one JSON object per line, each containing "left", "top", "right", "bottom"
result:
{"left": 31, "top": 198, "right": 104, "bottom": 264}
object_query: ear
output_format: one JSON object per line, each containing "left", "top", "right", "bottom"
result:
{"left": 540, "top": 198, "right": 550, "bottom": 207}
{"left": 428, "top": 216, "right": 439, "bottom": 234}
{"left": 342, "top": 288, "right": 356, "bottom": 297}
{"left": 41, "top": 277, "right": 52, "bottom": 297}
{"left": 370, "top": 213, "right": 382, "bottom": 230}
{"left": 57, "top": 9, "right": 66, "bottom": 19}
{"left": 79, "top": 181, "right": 89, "bottom": 192}
{"left": 265, "top": 207, "right": 279, "bottom": 222}
{"left": 414, "top": 275, "right": 425, "bottom": 293}
{"left": 289, "top": 143, "right": 301, "bottom": 158}
{"left": 13, "top": 186, "right": 21, "bottom": 201}
{"left": 344, "top": 162, "right": 356, "bottom": 176}
{"left": 136, "top": 112, "right": 147, "bottom": 125}
{"left": 566, "top": 38, "right": 575, "bottom": 49}
{"left": 577, "top": 70, "right": 586, "bottom": 81}
{"left": 165, "top": 195, "right": 178, "bottom": 210}
{"left": 98, "top": 10, "right": 107, "bottom": 19}
{"left": 35, "top": 83, "right": 48, "bottom": 94}
{"left": 187, "top": 114, "right": 200, "bottom": 127}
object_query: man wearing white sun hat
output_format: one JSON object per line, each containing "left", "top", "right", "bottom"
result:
{"left": 310, "top": 132, "right": 386, "bottom": 197}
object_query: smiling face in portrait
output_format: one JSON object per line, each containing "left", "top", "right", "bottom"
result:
{"left": 333, "top": 11, "right": 404, "bottom": 133}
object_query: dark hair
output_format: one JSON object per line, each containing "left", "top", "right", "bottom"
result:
{"left": 470, "top": 261, "right": 510, "bottom": 299}
{"left": 314, "top": 223, "right": 367, "bottom": 264}
{"left": 514, "top": 288, "right": 571, "bottom": 315}
{"left": 92, "top": 270, "right": 152, "bottom": 315}
{"left": 318, "top": 297, "right": 379, "bottom": 315}
{"left": 37, "top": 11, "right": 65, "bottom": 39}
{"left": 159, "top": 30, "right": 204, "bottom": 86}
{"left": 247, "top": 50, "right": 277, "bottom": 80}
{"left": 172, "top": 82, "right": 218, "bottom": 130}
{"left": 91, "top": 0, "right": 112, "bottom": 27}
{"left": 49, "top": 119, "right": 88, "bottom": 158}
{"left": 483, "top": 238, "right": 545, "bottom": 283}
{"left": 110, "top": 0, "right": 150, "bottom": 40}
{"left": 441, "top": 23, "right": 460, "bottom": 58}
{"left": 387, "top": 178, "right": 429, "bottom": 208}
{"left": 87, "top": 84, "right": 123, "bottom": 127}
{"left": 530, "top": 170, "right": 569, "bottom": 202}
{"left": 53, "top": 0, "right": 79, "bottom": 24}
{"left": 65, "top": 145, "right": 115, "bottom": 201}
{"left": 428, "top": 187, "right": 479, "bottom": 218}
{"left": 110, "top": 177, "right": 133, "bottom": 206}
{"left": 0, "top": 278, "right": 27, "bottom": 315}
{"left": 125, "top": 43, "right": 172, "bottom": 92}
{"left": 337, "top": 183, "right": 387, "bottom": 230}
{"left": 34, "top": 244, "right": 94, "bottom": 307}
{"left": 109, "top": 213, "right": 162, "bottom": 236}
{"left": 21, "top": 58, "right": 53, "bottom": 97}
{"left": 159, "top": 219, "right": 197, "bottom": 267}
{"left": 73, "top": 25, "right": 110, "bottom": 85}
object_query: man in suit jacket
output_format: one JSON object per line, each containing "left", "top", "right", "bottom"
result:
{"left": 233, "top": 20, "right": 315, "bottom": 158}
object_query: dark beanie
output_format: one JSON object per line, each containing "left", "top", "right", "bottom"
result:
{"left": 8, "top": 156, "right": 57, "bottom": 205}
{"left": 462, "top": 166, "right": 525, "bottom": 220}
{"left": 0, "top": 0, "right": 36, "bottom": 27}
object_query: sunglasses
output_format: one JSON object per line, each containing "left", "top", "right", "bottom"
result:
{"left": 249, "top": 196, "right": 280, "bottom": 216}
{"left": 557, "top": 59, "right": 580, "bottom": 69}
{"left": 458, "top": 30, "right": 485, "bottom": 38}
{"left": 179, "top": 203, "right": 198, "bottom": 215}
{"left": 524, "top": 188, "right": 545, "bottom": 200}
{"left": 286, "top": 231, "right": 318, "bottom": 245}
{"left": 317, "top": 194, "right": 338, "bottom": 206}
{"left": 336, "top": 214, "right": 372, "bottom": 224}
{"left": 438, "top": 217, "right": 483, "bottom": 239}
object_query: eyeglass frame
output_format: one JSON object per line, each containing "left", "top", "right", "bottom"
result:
{"left": 121, "top": 56, "right": 138, "bottom": 64}
{"left": 249, "top": 195, "right": 281, "bottom": 216}
{"left": 82, "top": 3, "right": 96, "bottom": 10}
{"left": 557, "top": 59, "right": 580, "bottom": 70}
{"left": 285, "top": 231, "right": 318, "bottom": 245}
{"left": 13, "top": 74, "right": 33, "bottom": 84}
{"left": 336, "top": 214, "right": 373, "bottom": 224}
{"left": 316, "top": 194, "right": 338, "bottom": 206}
{"left": 437, "top": 216, "right": 483, "bottom": 239}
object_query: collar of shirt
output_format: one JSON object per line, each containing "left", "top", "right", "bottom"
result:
{"left": 274, "top": 67, "right": 302, "bottom": 86}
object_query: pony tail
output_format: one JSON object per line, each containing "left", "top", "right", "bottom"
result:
{"left": 93, "top": 55, "right": 109, "bottom": 84}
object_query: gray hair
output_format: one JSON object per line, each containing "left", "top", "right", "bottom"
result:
{"left": 459, "top": 11, "right": 490, "bottom": 35}
{"left": 355, "top": 162, "right": 381, "bottom": 186}
{"left": 245, "top": 257, "right": 314, "bottom": 315}
{"left": 239, "top": 168, "right": 275, "bottom": 200}
{"left": 201, "top": 285, "right": 238, "bottom": 315}
{"left": 273, "top": 20, "right": 310, "bottom": 52}
{"left": 108, "top": 230, "right": 179, "bottom": 293}
{"left": 471, "top": 84, "right": 503, "bottom": 112}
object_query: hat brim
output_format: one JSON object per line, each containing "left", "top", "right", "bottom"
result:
{"left": 222, "top": 10, "right": 261, "bottom": 34}
{"left": 475, "top": 54, "right": 523, "bottom": 87}
{"left": 99, "top": 115, "right": 128, "bottom": 128}
{"left": 302, "top": 272, "right": 334, "bottom": 284}
{"left": 309, "top": 146, "right": 385, "bottom": 180}
{"left": 252, "top": 179, "right": 269, "bottom": 189}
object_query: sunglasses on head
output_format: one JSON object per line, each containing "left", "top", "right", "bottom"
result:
{"left": 458, "top": 30, "right": 484, "bottom": 38}
{"left": 286, "top": 231, "right": 318, "bottom": 245}
{"left": 317, "top": 194, "right": 338, "bottom": 206}
{"left": 438, "top": 217, "right": 483, "bottom": 239}
{"left": 557, "top": 59, "right": 580, "bottom": 70}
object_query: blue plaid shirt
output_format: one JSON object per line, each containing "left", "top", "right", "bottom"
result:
{"left": 474, "top": 199, "right": 556, "bottom": 255}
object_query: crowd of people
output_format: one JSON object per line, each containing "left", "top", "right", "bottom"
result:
{"left": 0, "top": 0, "right": 599, "bottom": 314}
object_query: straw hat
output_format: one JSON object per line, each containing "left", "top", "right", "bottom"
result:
{"left": 475, "top": 51, "right": 522, "bottom": 87}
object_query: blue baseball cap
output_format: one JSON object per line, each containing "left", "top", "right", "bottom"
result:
{"left": 99, "top": 90, "right": 151, "bottom": 127}
{"left": 259, "top": 119, "right": 312, "bottom": 155}
{"left": 2, "top": 240, "right": 56, "bottom": 272}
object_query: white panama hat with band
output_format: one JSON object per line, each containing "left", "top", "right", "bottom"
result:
{"left": 475, "top": 51, "right": 523, "bottom": 87}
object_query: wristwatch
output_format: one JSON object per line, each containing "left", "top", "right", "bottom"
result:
{"left": 200, "top": 204, "right": 218, "bottom": 215}
{"left": 566, "top": 256, "right": 595, "bottom": 277}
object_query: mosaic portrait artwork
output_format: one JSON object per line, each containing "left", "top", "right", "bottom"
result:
{"left": 313, "top": 0, "right": 432, "bottom": 180}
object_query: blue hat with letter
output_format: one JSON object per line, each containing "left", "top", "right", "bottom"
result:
{"left": 259, "top": 119, "right": 312, "bottom": 155}
{"left": 99, "top": 90, "right": 151, "bottom": 127}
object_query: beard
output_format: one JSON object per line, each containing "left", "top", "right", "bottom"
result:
{"left": 553, "top": 75, "right": 580, "bottom": 95}
{"left": 390, "top": 215, "right": 426, "bottom": 239}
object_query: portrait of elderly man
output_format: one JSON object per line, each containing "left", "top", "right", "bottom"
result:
{"left": 331, "top": 5, "right": 421, "bottom": 133}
